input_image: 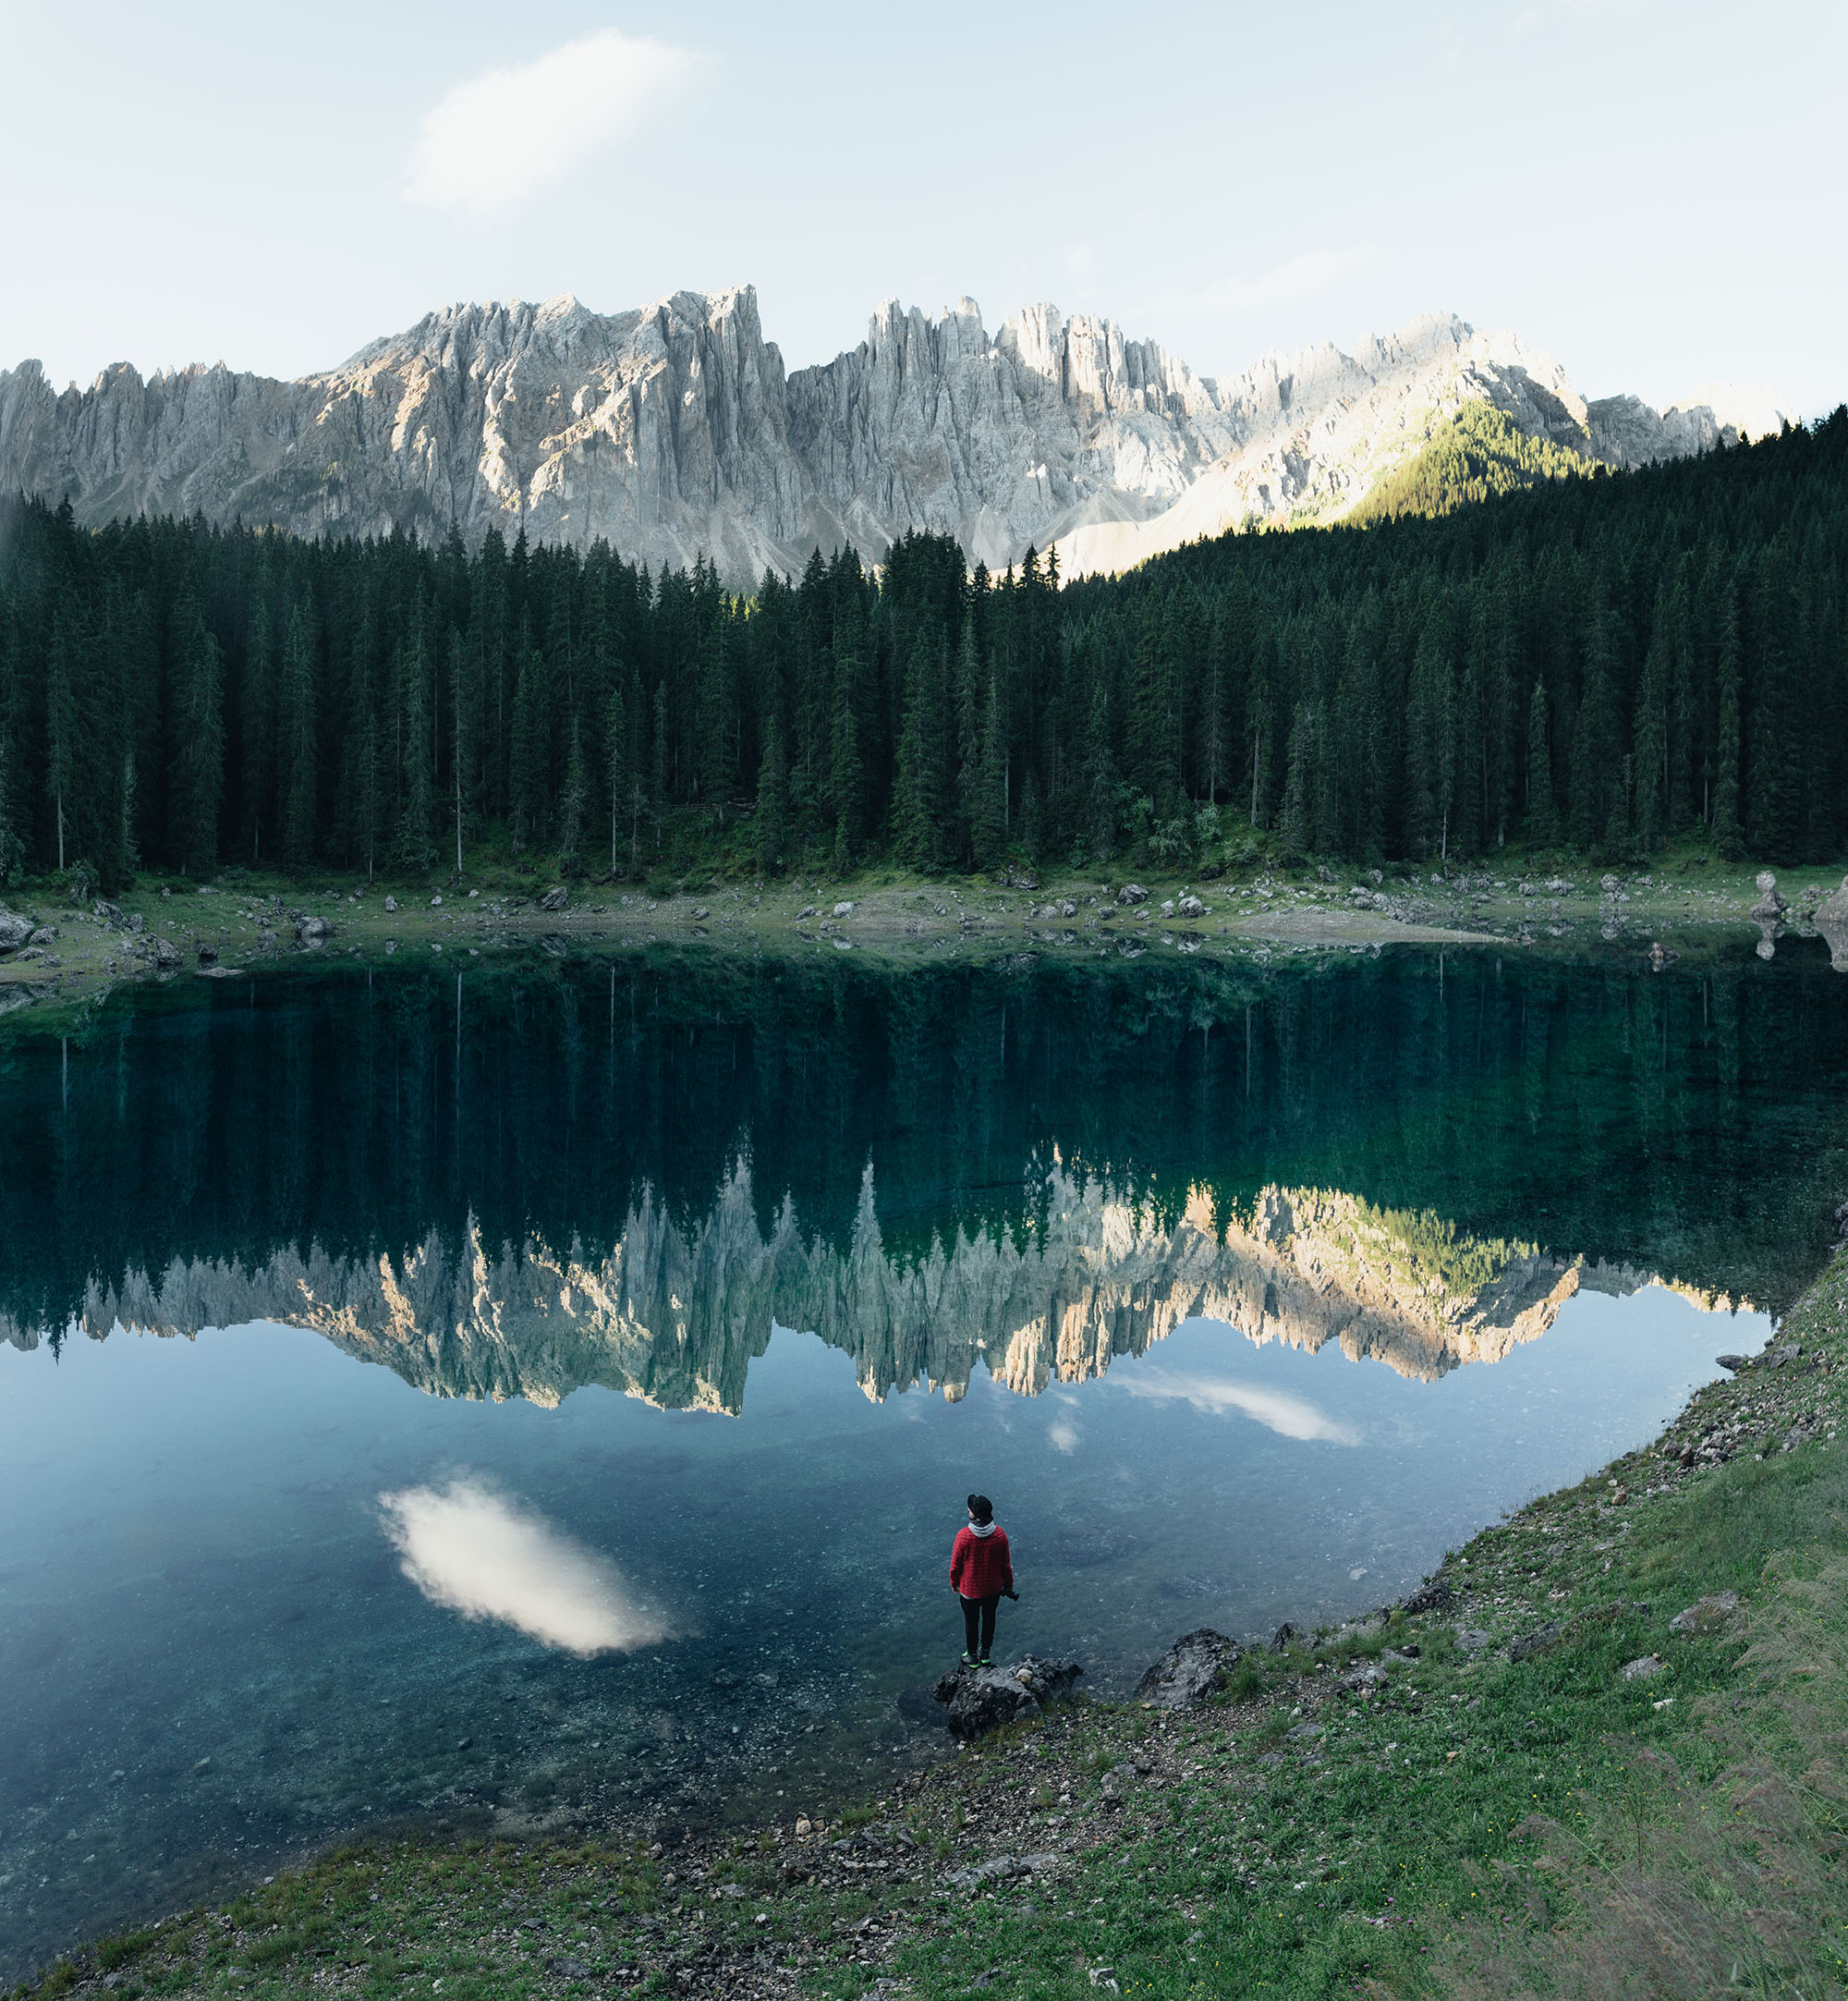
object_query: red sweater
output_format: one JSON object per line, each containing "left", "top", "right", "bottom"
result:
{"left": 950, "top": 1524, "right": 1013, "bottom": 1599}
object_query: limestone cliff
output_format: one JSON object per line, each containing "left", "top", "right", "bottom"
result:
{"left": 0, "top": 1164, "right": 1743, "bottom": 1412}
{"left": 0, "top": 292, "right": 1790, "bottom": 585}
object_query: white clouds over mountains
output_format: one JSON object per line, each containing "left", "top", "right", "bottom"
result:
{"left": 405, "top": 30, "right": 697, "bottom": 216}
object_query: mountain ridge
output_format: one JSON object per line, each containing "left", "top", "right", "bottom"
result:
{"left": 0, "top": 288, "right": 1793, "bottom": 584}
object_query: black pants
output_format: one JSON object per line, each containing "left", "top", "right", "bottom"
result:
{"left": 961, "top": 1592, "right": 1000, "bottom": 1661}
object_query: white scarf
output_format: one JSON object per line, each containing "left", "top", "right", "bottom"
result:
{"left": 967, "top": 1520, "right": 996, "bottom": 1538}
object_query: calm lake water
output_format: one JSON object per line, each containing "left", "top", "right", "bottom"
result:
{"left": 5, "top": 937, "right": 1844, "bottom": 1978}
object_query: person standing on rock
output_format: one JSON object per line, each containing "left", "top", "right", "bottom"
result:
{"left": 950, "top": 1493, "right": 1015, "bottom": 1666}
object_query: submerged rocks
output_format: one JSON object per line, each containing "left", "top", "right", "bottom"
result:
{"left": 1176, "top": 894, "right": 1208, "bottom": 920}
{"left": 930, "top": 1654, "right": 1083, "bottom": 1740}
{"left": 1133, "top": 1628, "right": 1240, "bottom": 1708}
{"left": 296, "top": 915, "right": 334, "bottom": 945}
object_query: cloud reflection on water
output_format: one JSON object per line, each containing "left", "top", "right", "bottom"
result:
{"left": 378, "top": 1475, "right": 670, "bottom": 1655}
{"left": 1119, "top": 1368, "right": 1361, "bottom": 1444}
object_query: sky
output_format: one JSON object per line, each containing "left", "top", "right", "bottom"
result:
{"left": 2, "top": 0, "right": 1843, "bottom": 415}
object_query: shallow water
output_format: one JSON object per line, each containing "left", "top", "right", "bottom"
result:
{"left": 4, "top": 940, "right": 1842, "bottom": 1976}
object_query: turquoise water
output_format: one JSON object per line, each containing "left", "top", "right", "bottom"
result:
{"left": 5, "top": 940, "right": 1842, "bottom": 1976}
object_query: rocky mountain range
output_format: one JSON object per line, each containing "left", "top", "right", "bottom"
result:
{"left": 1, "top": 1163, "right": 1740, "bottom": 1413}
{"left": 0, "top": 288, "right": 1792, "bottom": 585}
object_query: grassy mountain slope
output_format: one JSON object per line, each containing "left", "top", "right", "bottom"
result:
{"left": 1348, "top": 399, "right": 1599, "bottom": 525}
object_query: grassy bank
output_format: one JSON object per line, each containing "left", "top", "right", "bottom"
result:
{"left": 16, "top": 1247, "right": 1844, "bottom": 2000}
{"left": 2, "top": 846, "right": 1835, "bottom": 1034}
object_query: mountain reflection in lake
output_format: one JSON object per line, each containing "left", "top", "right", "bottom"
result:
{"left": 3, "top": 942, "right": 1842, "bottom": 1978}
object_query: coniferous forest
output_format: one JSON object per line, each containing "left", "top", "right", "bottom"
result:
{"left": 0, "top": 404, "right": 1844, "bottom": 897}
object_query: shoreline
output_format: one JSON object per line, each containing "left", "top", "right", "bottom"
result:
{"left": 1, "top": 856, "right": 1838, "bottom": 1031}
{"left": 10, "top": 1241, "right": 1843, "bottom": 1999}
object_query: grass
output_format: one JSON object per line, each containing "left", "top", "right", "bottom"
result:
{"left": 13, "top": 1259, "right": 1846, "bottom": 2001}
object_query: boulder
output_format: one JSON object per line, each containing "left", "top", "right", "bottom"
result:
{"left": 93, "top": 899, "right": 128, "bottom": 930}
{"left": 1647, "top": 940, "right": 1679, "bottom": 970}
{"left": 1814, "top": 876, "right": 1848, "bottom": 970}
{"left": 1454, "top": 1629, "right": 1495, "bottom": 1654}
{"left": 540, "top": 886, "right": 569, "bottom": 912}
{"left": 27, "top": 926, "right": 55, "bottom": 946}
{"left": 152, "top": 938, "right": 181, "bottom": 970}
{"left": 1116, "top": 884, "right": 1149, "bottom": 906}
{"left": 833, "top": 900, "right": 855, "bottom": 918}
{"left": 1510, "top": 1620, "right": 1564, "bottom": 1663}
{"left": 1176, "top": 894, "right": 1208, "bottom": 920}
{"left": 197, "top": 943, "right": 218, "bottom": 966}
{"left": 383, "top": 896, "right": 397, "bottom": 913}
{"left": 1668, "top": 1592, "right": 1740, "bottom": 1636}
{"left": 942, "top": 1852, "right": 1061, "bottom": 1891}
{"left": 1401, "top": 1576, "right": 1454, "bottom": 1616}
{"left": 296, "top": 915, "right": 334, "bottom": 944}
{"left": 1133, "top": 1628, "right": 1239, "bottom": 1708}
{"left": 930, "top": 1654, "right": 1083, "bottom": 1741}
{"left": 1269, "top": 1621, "right": 1301, "bottom": 1653}
{"left": 1620, "top": 1654, "right": 1665, "bottom": 1680}
{"left": 0, "top": 909, "right": 33, "bottom": 953}
{"left": 1750, "top": 870, "right": 1787, "bottom": 920}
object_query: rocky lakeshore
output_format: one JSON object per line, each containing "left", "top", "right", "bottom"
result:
{"left": 13, "top": 1238, "right": 1844, "bottom": 2001}
{"left": 2, "top": 856, "right": 1842, "bottom": 1033}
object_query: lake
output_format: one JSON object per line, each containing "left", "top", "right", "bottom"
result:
{"left": 4, "top": 937, "right": 1843, "bottom": 1979}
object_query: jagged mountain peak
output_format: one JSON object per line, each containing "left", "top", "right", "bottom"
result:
{"left": 0, "top": 287, "right": 1791, "bottom": 583}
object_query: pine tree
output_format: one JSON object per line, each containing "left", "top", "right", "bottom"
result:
{"left": 650, "top": 680, "right": 668, "bottom": 848}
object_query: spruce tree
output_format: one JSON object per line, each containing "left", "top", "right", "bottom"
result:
{"left": 509, "top": 649, "right": 549, "bottom": 856}
{"left": 1711, "top": 588, "right": 1745, "bottom": 859}
{"left": 755, "top": 714, "right": 788, "bottom": 875}
{"left": 972, "top": 676, "right": 1006, "bottom": 872}
{"left": 45, "top": 613, "right": 77, "bottom": 873}
{"left": 279, "top": 604, "right": 317, "bottom": 866}
{"left": 559, "top": 714, "right": 588, "bottom": 872}
{"left": 241, "top": 589, "right": 275, "bottom": 861}
{"left": 169, "top": 607, "right": 225, "bottom": 879}
{"left": 1526, "top": 680, "right": 1556, "bottom": 844}
{"left": 605, "top": 680, "right": 629, "bottom": 874}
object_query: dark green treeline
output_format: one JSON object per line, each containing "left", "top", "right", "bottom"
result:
{"left": 1, "top": 406, "right": 1844, "bottom": 894}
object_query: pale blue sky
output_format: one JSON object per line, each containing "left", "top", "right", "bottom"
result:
{"left": 3, "top": 0, "right": 1842, "bottom": 412}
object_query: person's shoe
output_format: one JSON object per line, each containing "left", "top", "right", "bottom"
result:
{"left": 978, "top": 1654, "right": 992, "bottom": 1667}
{"left": 959, "top": 1652, "right": 977, "bottom": 1666}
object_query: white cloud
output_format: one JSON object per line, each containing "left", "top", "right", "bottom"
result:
{"left": 1119, "top": 1372, "right": 1359, "bottom": 1445}
{"left": 1144, "top": 249, "right": 1379, "bottom": 323}
{"left": 379, "top": 1475, "right": 672, "bottom": 1655}
{"left": 405, "top": 31, "right": 697, "bottom": 215}
{"left": 1048, "top": 1416, "right": 1080, "bottom": 1454}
